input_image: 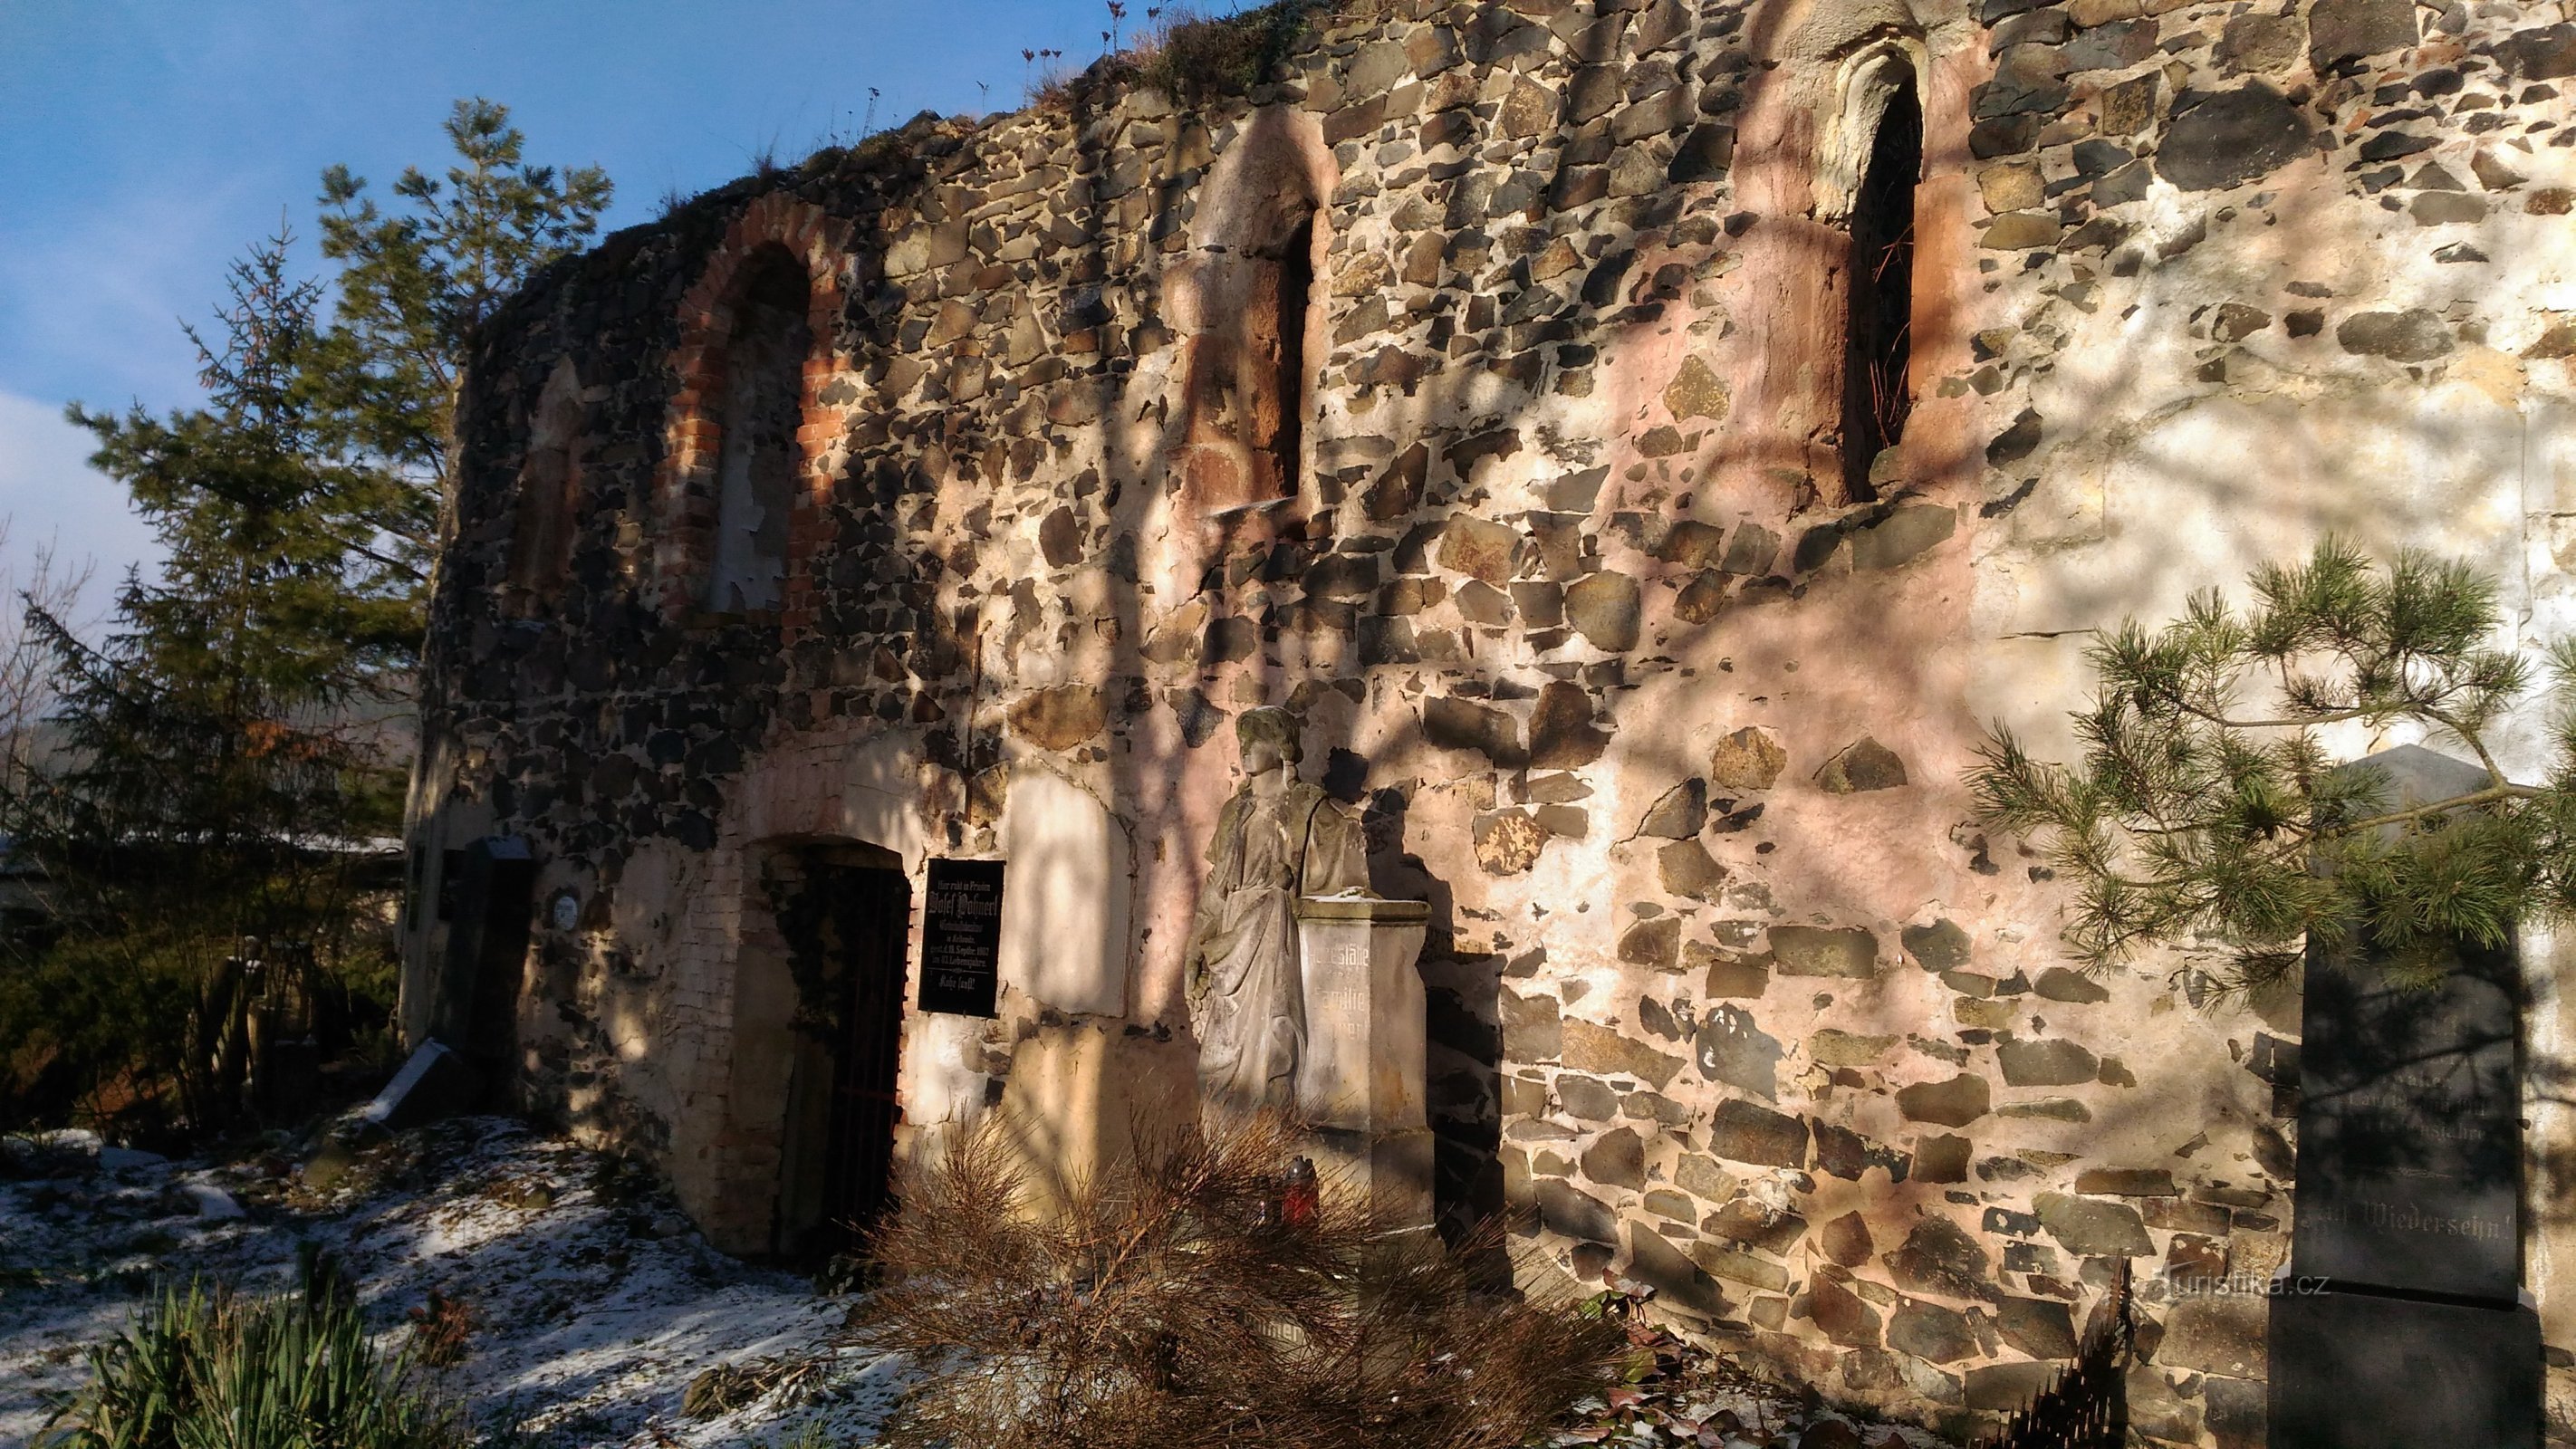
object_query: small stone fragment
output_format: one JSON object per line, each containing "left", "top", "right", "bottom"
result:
{"left": 1815, "top": 736, "right": 1908, "bottom": 792}
{"left": 1707, "top": 726, "right": 1786, "bottom": 792}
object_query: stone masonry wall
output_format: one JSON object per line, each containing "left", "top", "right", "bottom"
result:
{"left": 403, "top": 0, "right": 2576, "bottom": 1443}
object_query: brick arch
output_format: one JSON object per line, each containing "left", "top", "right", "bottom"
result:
{"left": 655, "top": 193, "right": 858, "bottom": 624}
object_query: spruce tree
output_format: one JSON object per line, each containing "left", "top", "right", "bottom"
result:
{"left": 1970, "top": 539, "right": 2576, "bottom": 999}
{"left": 0, "top": 101, "right": 610, "bottom": 1135}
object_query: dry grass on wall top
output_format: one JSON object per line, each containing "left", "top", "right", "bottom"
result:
{"left": 846, "top": 1112, "right": 1625, "bottom": 1449}
{"left": 1033, "top": 1, "right": 1329, "bottom": 113}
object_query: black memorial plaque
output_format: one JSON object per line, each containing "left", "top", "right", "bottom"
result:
{"left": 2273, "top": 745, "right": 2540, "bottom": 1449}
{"left": 2269, "top": 1286, "right": 2541, "bottom": 1448}
{"left": 2291, "top": 746, "right": 2523, "bottom": 1302}
{"left": 918, "top": 858, "right": 1004, "bottom": 1017}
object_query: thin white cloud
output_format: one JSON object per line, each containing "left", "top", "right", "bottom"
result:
{"left": 0, "top": 391, "right": 163, "bottom": 595}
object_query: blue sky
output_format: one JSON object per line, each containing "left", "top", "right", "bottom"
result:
{"left": 1, "top": 0, "right": 1193, "bottom": 592}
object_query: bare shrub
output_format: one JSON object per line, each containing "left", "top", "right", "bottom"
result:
{"left": 849, "top": 1111, "right": 1622, "bottom": 1449}
{"left": 1135, "top": 3, "right": 1321, "bottom": 105}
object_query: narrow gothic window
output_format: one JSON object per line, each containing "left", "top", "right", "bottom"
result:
{"left": 1841, "top": 69, "right": 1921, "bottom": 500}
{"left": 506, "top": 358, "right": 583, "bottom": 608}
{"left": 1256, "top": 211, "right": 1314, "bottom": 504}
{"left": 708, "top": 245, "right": 811, "bottom": 614}
{"left": 1178, "top": 201, "right": 1318, "bottom": 517}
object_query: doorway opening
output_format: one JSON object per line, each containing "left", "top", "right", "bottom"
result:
{"left": 767, "top": 842, "right": 912, "bottom": 1262}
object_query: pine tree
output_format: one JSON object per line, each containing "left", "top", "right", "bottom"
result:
{"left": 1970, "top": 538, "right": 2576, "bottom": 999}
{"left": 307, "top": 96, "right": 613, "bottom": 555}
{"left": 0, "top": 101, "right": 610, "bottom": 1135}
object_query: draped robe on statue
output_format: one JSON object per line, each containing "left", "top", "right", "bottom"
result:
{"left": 1184, "top": 781, "right": 1370, "bottom": 1116}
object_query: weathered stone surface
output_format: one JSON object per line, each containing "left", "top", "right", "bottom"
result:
{"left": 1995, "top": 1294, "right": 2078, "bottom": 1358}
{"left": 1692, "top": 1239, "right": 1790, "bottom": 1291}
{"left": 1555, "top": 1073, "right": 1618, "bottom": 1120}
{"left": 1888, "top": 1299, "right": 1978, "bottom": 1362}
{"left": 1437, "top": 516, "right": 1520, "bottom": 582}
{"left": 1810, "top": 1029, "right": 1895, "bottom": 1067}
{"left": 1977, "top": 160, "right": 2044, "bottom": 215}
{"left": 1815, "top": 737, "right": 1908, "bottom": 792}
{"left": 2062, "top": 18, "right": 2158, "bottom": 72}
{"left": 1966, "top": 1361, "right": 2055, "bottom": 1412}
{"left": 1675, "top": 1154, "right": 1735, "bottom": 1202}
{"left": 1914, "top": 1134, "right": 1972, "bottom": 1183}
{"left": 2157, "top": 86, "right": 2312, "bottom": 191}
{"left": 2495, "top": 22, "right": 2576, "bottom": 80}
{"left": 2159, "top": 1293, "right": 2267, "bottom": 1377}
{"left": 1657, "top": 839, "right": 1727, "bottom": 901}
{"left": 1809, "top": 1275, "right": 1882, "bottom": 1348}
{"left": 1639, "top": 778, "right": 1706, "bottom": 838}
{"left": 1850, "top": 504, "right": 1956, "bottom": 571}
{"left": 2074, "top": 1167, "right": 2175, "bottom": 1196}
{"left": 1998, "top": 1038, "right": 2100, "bottom": 1087}
{"left": 1698, "top": 944, "right": 1769, "bottom": 999}
{"left": 1563, "top": 571, "right": 1641, "bottom": 651}
{"left": 1618, "top": 916, "right": 1680, "bottom": 970}
{"left": 1889, "top": 1216, "right": 1992, "bottom": 1300}
{"left": 2033, "top": 966, "right": 2110, "bottom": 1003}
{"left": 1901, "top": 919, "right": 1971, "bottom": 972}
{"left": 1704, "top": 1200, "right": 1808, "bottom": 1253}
{"left": 1707, "top": 726, "right": 1786, "bottom": 792}
{"left": 1562, "top": 1018, "right": 1686, "bottom": 1089}
{"left": 1662, "top": 355, "right": 1729, "bottom": 421}
{"left": 1475, "top": 809, "right": 1549, "bottom": 874}
{"left": 1981, "top": 211, "right": 2062, "bottom": 250}
{"left": 1897, "top": 1075, "right": 1991, "bottom": 1127}
{"left": 1424, "top": 696, "right": 1526, "bottom": 765}
{"left": 1007, "top": 685, "right": 1106, "bottom": 749}
{"left": 2034, "top": 1192, "right": 2154, "bottom": 1256}
{"left": 1720, "top": 525, "right": 1780, "bottom": 576}
{"left": 1538, "top": 1178, "right": 1619, "bottom": 1243}
{"left": 1707, "top": 1098, "right": 1810, "bottom": 1167}
{"left": 2309, "top": 0, "right": 2417, "bottom": 70}
{"left": 1528, "top": 681, "right": 1610, "bottom": 769}
{"left": 1821, "top": 1211, "right": 1875, "bottom": 1266}
{"left": 2337, "top": 309, "right": 2453, "bottom": 361}
{"left": 1502, "top": 990, "right": 1562, "bottom": 1060}
{"left": 1769, "top": 926, "right": 1879, "bottom": 978}
{"left": 1627, "top": 1222, "right": 1727, "bottom": 1315}
{"left": 1694, "top": 1004, "right": 1782, "bottom": 1100}
{"left": 2217, "top": 12, "right": 2304, "bottom": 71}
{"left": 1986, "top": 408, "right": 2043, "bottom": 465}
{"left": 1581, "top": 1127, "right": 1646, "bottom": 1189}
{"left": 1812, "top": 1120, "right": 1909, "bottom": 1183}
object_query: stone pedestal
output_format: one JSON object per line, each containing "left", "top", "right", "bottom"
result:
{"left": 1294, "top": 894, "right": 1432, "bottom": 1226}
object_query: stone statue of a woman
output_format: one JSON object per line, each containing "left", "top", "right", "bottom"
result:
{"left": 1182, "top": 706, "right": 1370, "bottom": 1117}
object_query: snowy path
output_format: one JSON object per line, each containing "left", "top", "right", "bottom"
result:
{"left": 0, "top": 1118, "right": 904, "bottom": 1448}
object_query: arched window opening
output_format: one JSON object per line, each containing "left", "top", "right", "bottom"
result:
{"left": 708, "top": 245, "right": 812, "bottom": 614}
{"left": 1258, "top": 211, "right": 1315, "bottom": 504}
{"left": 1841, "top": 67, "right": 1921, "bottom": 501}
{"left": 506, "top": 358, "right": 583, "bottom": 609}
{"left": 1180, "top": 201, "right": 1318, "bottom": 519}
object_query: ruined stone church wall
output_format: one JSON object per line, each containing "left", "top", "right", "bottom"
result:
{"left": 404, "top": 0, "right": 2576, "bottom": 1440}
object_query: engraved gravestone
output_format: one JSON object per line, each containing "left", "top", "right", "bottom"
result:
{"left": 2270, "top": 745, "right": 2541, "bottom": 1449}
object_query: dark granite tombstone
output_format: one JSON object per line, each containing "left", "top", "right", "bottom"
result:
{"left": 2269, "top": 1289, "right": 2541, "bottom": 1449}
{"left": 2269, "top": 745, "right": 2541, "bottom": 1449}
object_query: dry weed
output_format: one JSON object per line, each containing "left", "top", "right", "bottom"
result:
{"left": 849, "top": 1112, "right": 1622, "bottom": 1449}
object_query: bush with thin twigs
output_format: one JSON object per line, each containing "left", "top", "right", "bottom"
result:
{"left": 1134, "top": 3, "right": 1322, "bottom": 105}
{"left": 39, "top": 1268, "right": 465, "bottom": 1449}
{"left": 1029, "top": 1, "right": 1322, "bottom": 114}
{"left": 849, "top": 1112, "right": 1623, "bottom": 1449}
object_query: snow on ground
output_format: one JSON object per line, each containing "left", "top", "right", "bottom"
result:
{"left": 0, "top": 1117, "right": 906, "bottom": 1448}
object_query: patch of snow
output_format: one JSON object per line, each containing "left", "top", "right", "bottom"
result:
{"left": 0, "top": 1117, "right": 905, "bottom": 1448}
